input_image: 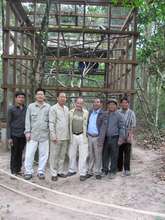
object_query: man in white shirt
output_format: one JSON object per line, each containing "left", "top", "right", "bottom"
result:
{"left": 24, "top": 88, "right": 50, "bottom": 180}
{"left": 68, "top": 97, "right": 89, "bottom": 181}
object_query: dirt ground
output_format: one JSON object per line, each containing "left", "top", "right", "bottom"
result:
{"left": 0, "top": 142, "right": 165, "bottom": 220}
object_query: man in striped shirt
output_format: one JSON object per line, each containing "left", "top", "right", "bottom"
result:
{"left": 117, "top": 97, "right": 136, "bottom": 176}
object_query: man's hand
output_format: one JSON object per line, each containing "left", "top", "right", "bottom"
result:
{"left": 8, "top": 139, "right": 13, "bottom": 146}
{"left": 52, "top": 138, "right": 58, "bottom": 144}
{"left": 118, "top": 138, "right": 124, "bottom": 146}
{"left": 25, "top": 133, "right": 31, "bottom": 142}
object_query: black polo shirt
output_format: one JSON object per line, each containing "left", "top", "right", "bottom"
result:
{"left": 7, "top": 105, "right": 26, "bottom": 139}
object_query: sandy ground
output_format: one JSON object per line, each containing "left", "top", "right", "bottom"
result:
{"left": 0, "top": 144, "right": 165, "bottom": 220}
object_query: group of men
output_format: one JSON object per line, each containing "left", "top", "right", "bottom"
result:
{"left": 7, "top": 88, "right": 136, "bottom": 182}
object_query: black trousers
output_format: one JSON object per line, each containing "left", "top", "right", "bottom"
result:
{"left": 10, "top": 136, "right": 26, "bottom": 174}
{"left": 118, "top": 142, "right": 131, "bottom": 171}
{"left": 102, "top": 136, "right": 119, "bottom": 174}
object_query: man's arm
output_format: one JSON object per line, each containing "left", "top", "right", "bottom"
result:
{"left": 49, "top": 107, "right": 57, "bottom": 143}
{"left": 7, "top": 107, "right": 13, "bottom": 145}
{"left": 118, "top": 113, "right": 125, "bottom": 145}
{"left": 24, "top": 105, "right": 31, "bottom": 141}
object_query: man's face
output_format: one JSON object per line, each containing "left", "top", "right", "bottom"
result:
{"left": 35, "top": 91, "right": 45, "bottom": 102}
{"left": 75, "top": 98, "right": 84, "bottom": 110}
{"left": 93, "top": 99, "right": 102, "bottom": 110}
{"left": 121, "top": 100, "right": 129, "bottom": 110}
{"left": 108, "top": 102, "right": 117, "bottom": 112}
{"left": 15, "top": 95, "right": 25, "bottom": 105}
{"left": 57, "top": 93, "right": 67, "bottom": 106}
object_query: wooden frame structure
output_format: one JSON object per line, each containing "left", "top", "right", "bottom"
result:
{"left": 1, "top": 0, "right": 138, "bottom": 118}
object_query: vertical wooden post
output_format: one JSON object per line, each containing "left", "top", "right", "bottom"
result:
{"left": 130, "top": 8, "right": 137, "bottom": 109}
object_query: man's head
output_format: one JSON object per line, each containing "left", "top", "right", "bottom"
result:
{"left": 75, "top": 97, "right": 84, "bottom": 111}
{"left": 93, "top": 98, "right": 102, "bottom": 110}
{"left": 120, "top": 97, "right": 129, "bottom": 110}
{"left": 107, "top": 98, "right": 118, "bottom": 112}
{"left": 35, "top": 88, "right": 45, "bottom": 103}
{"left": 57, "top": 92, "right": 67, "bottom": 106}
{"left": 15, "top": 91, "right": 25, "bottom": 105}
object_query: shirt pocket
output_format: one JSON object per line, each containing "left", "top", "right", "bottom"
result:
{"left": 31, "top": 113, "right": 38, "bottom": 121}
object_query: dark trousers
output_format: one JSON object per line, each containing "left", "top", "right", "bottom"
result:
{"left": 118, "top": 143, "right": 131, "bottom": 171}
{"left": 10, "top": 136, "right": 26, "bottom": 174}
{"left": 102, "top": 136, "right": 119, "bottom": 174}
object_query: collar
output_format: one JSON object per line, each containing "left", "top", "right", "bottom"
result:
{"left": 93, "top": 108, "right": 101, "bottom": 114}
{"left": 121, "top": 108, "right": 129, "bottom": 113}
{"left": 15, "top": 104, "right": 25, "bottom": 109}
{"left": 57, "top": 103, "right": 65, "bottom": 109}
{"left": 35, "top": 101, "right": 46, "bottom": 107}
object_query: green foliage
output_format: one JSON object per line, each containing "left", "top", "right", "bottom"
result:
{"left": 135, "top": 0, "right": 165, "bottom": 128}
{"left": 111, "top": 0, "right": 144, "bottom": 8}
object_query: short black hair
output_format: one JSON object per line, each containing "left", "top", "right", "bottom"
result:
{"left": 57, "top": 92, "right": 66, "bottom": 97}
{"left": 94, "top": 98, "right": 103, "bottom": 103}
{"left": 120, "top": 96, "right": 129, "bottom": 103}
{"left": 15, "top": 91, "right": 25, "bottom": 98}
{"left": 35, "top": 88, "right": 46, "bottom": 95}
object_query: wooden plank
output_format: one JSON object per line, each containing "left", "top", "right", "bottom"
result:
{"left": 2, "top": 84, "right": 136, "bottom": 94}
{"left": 27, "top": 11, "right": 127, "bottom": 20}
{"left": 3, "top": 26, "right": 139, "bottom": 36}
{"left": 2, "top": 55, "right": 138, "bottom": 64}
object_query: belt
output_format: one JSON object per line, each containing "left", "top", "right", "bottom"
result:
{"left": 73, "top": 132, "right": 83, "bottom": 135}
{"left": 88, "top": 133, "right": 98, "bottom": 137}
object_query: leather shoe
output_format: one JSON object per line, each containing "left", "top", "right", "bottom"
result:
{"left": 86, "top": 174, "right": 93, "bottom": 178}
{"left": 80, "top": 175, "right": 87, "bottom": 181}
{"left": 96, "top": 175, "right": 101, "bottom": 180}
{"left": 58, "top": 173, "right": 67, "bottom": 178}
{"left": 51, "top": 176, "right": 58, "bottom": 181}
{"left": 67, "top": 172, "right": 76, "bottom": 177}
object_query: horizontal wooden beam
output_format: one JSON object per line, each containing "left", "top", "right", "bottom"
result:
{"left": 2, "top": 55, "right": 138, "bottom": 64}
{"left": 3, "top": 26, "right": 138, "bottom": 36}
{"left": 2, "top": 84, "right": 136, "bottom": 94}
{"left": 27, "top": 12, "right": 127, "bottom": 20}
{"left": 20, "top": 0, "right": 131, "bottom": 6}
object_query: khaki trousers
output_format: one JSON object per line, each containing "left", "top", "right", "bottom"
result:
{"left": 49, "top": 140, "right": 68, "bottom": 176}
{"left": 88, "top": 136, "right": 103, "bottom": 175}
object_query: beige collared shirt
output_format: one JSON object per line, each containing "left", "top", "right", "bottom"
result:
{"left": 25, "top": 101, "right": 50, "bottom": 142}
{"left": 49, "top": 103, "right": 69, "bottom": 141}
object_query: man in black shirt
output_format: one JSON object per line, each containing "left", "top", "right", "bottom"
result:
{"left": 7, "top": 92, "right": 26, "bottom": 175}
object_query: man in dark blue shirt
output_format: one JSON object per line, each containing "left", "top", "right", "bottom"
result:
{"left": 7, "top": 92, "right": 26, "bottom": 176}
{"left": 102, "top": 99, "right": 125, "bottom": 179}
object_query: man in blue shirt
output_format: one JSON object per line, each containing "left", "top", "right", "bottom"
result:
{"left": 87, "top": 98, "right": 107, "bottom": 179}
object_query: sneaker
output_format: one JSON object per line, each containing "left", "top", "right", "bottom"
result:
{"left": 124, "top": 170, "right": 131, "bottom": 176}
{"left": 51, "top": 176, "right": 58, "bottom": 181}
{"left": 67, "top": 172, "right": 76, "bottom": 177}
{"left": 24, "top": 174, "right": 32, "bottom": 180}
{"left": 80, "top": 175, "right": 87, "bottom": 181}
{"left": 38, "top": 173, "right": 45, "bottom": 180}
{"left": 86, "top": 173, "right": 93, "bottom": 179}
{"left": 96, "top": 175, "right": 102, "bottom": 180}
{"left": 58, "top": 173, "right": 67, "bottom": 178}
{"left": 108, "top": 173, "right": 116, "bottom": 179}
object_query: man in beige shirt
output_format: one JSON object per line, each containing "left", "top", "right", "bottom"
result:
{"left": 49, "top": 92, "right": 69, "bottom": 181}
{"left": 68, "top": 97, "right": 89, "bottom": 181}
